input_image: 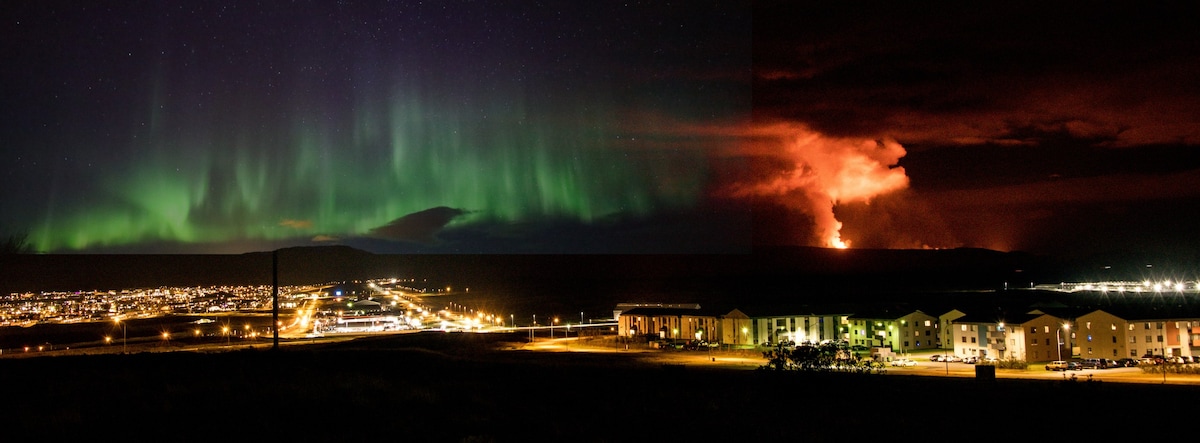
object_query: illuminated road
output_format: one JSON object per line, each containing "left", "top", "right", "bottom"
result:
{"left": 279, "top": 293, "right": 321, "bottom": 339}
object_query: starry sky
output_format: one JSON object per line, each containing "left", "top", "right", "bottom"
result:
{"left": 2, "top": 2, "right": 1199, "bottom": 258}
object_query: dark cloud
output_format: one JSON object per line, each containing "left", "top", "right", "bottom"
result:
{"left": 747, "top": 1, "right": 1200, "bottom": 256}
{"left": 368, "top": 207, "right": 469, "bottom": 244}
{"left": 753, "top": 2, "right": 1200, "bottom": 147}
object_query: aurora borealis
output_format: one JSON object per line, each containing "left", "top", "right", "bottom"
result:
{"left": 3, "top": 1, "right": 748, "bottom": 253}
{"left": 6, "top": 2, "right": 1200, "bottom": 257}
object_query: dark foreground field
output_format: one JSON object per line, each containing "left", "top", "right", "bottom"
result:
{"left": 3, "top": 332, "right": 1186, "bottom": 441}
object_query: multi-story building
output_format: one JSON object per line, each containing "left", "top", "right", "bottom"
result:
{"left": 618, "top": 307, "right": 719, "bottom": 342}
{"left": 846, "top": 308, "right": 938, "bottom": 353}
{"left": 743, "top": 310, "right": 851, "bottom": 346}
{"left": 619, "top": 304, "right": 849, "bottom": 348}
{"left": 949, "top": 311, "right": 1072, "bottom": 361}
{"left": 1074, "top": 309, "right": 1128, "bottom": 360}
{"left": 1104, "top": 311, "right": 1200, "bottom": 360}
{"left": 717, "top": 309, "right": 753, "bottom": 346}
{"left": 938, "top": 309, "right": 965, "bottom": 350}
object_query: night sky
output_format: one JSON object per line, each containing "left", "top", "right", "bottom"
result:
{"left": 3, "top": 2, "right": 1199, "bottom": 258}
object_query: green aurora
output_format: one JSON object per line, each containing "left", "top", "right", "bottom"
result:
{"left": 30, "top": 82, "right": 708, "bottom": 252}
{"left": 5, "top": 2, "right": 751, "bottom": 253}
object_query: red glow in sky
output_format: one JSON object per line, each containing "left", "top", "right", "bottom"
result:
{"left": 730, "top": 123, "right": 908, "bottom": 248}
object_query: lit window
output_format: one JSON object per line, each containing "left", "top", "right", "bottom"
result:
{"left": 961, "top": 325, "right": 967, "bottom": 331}
{"left": 1086, "top": 322, "right": 1092, "bottom": 330}
{"left": 925, "top": 320, "right": 931, "bottom": 327}
{"left": 1111, "top": 324, "right": 1117, "bottom": 331}
{"left": 1044, "top": 326, "right": 1050, "bottom": 333}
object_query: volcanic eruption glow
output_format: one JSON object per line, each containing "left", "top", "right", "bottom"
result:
{"left": 734, "top": 123, "right": 909, "bottom": 248}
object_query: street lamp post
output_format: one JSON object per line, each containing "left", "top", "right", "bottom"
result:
{"left": 1057, "top": 323, "right": 1070, "bottom": 362}
{"left": 114, "top": 318, "right": 127, "bottom": 354}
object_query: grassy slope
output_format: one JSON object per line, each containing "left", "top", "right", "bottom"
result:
{"left": 4, "top": 332, "right": 1186, "bottom": 441}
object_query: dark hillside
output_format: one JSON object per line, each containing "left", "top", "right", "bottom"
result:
{"left": 1, "top": 246, "right": 1064, "bottom": 296}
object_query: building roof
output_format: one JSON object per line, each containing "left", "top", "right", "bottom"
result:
{"left": 952, "top": 311, "right": 1050, "bottom": 325}
{"left": 846, "top": 305, "right": 929, "bottom": 320}
{"left": 620, "top": 307, "right": 725, "bottom": 317}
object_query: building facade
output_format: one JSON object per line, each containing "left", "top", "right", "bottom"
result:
{"left": 746, "top": 312, "right": 849, "bottom": 346}
{"left": 847, "top": 310, "right": 938, "bottom": 353}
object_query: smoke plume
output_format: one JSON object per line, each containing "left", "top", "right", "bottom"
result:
{"left": 731, "top": 123, "right": 909, "bottom": 248}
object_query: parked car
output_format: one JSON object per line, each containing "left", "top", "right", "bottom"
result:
{"left": 1081, "top": 358, "right": 1103, "bottom": 369}
{"left": 944, "top": 355, "right": 962, "bottom": 362}
{"left": 1046, "top": 360, "right": 1068, "bottom": 371}
{"left": 981, "top": 357, "right": 998, "bottom": 364}
{"left": 891, "top": 358, "right": 917, "bottom": 367}
{"left": 1116, "top": 358, "right": 1138, "bottom": 367}
{"left": 962, "top": 356, "right": 978, "bottom": 364}
{"left": 1066, "top": 361, "right": 1083, "bottom": 370}
{"left": 1103, "top": 359, "right": 1120, "bottom": 368}
{"left": 929, "top": 354, "right": 942, "bottom": 362}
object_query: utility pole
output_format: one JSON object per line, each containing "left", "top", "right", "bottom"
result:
{"left": 272, "top": 249, "right": 279, "bottom": 351}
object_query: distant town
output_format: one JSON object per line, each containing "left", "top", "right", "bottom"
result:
{"left": 1, "top": 284, "right": 307, "bottom": 327}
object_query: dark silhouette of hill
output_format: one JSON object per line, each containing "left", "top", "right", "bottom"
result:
{"left": 0, "top": 245, "right": 1066, "bottom": 296}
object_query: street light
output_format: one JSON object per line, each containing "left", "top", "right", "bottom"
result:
{"left": 998, "top": 322, "right": 1006, "bottom": 359}
{"left": 113, "top": 317, "right": 127, "bottom": 354}
{"left": 1057, "top": 323, "right": 1070, "bottom": 362}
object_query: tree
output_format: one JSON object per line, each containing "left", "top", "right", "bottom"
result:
{"left": 759, "top": 341, "right": 885, "bottom": 374}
